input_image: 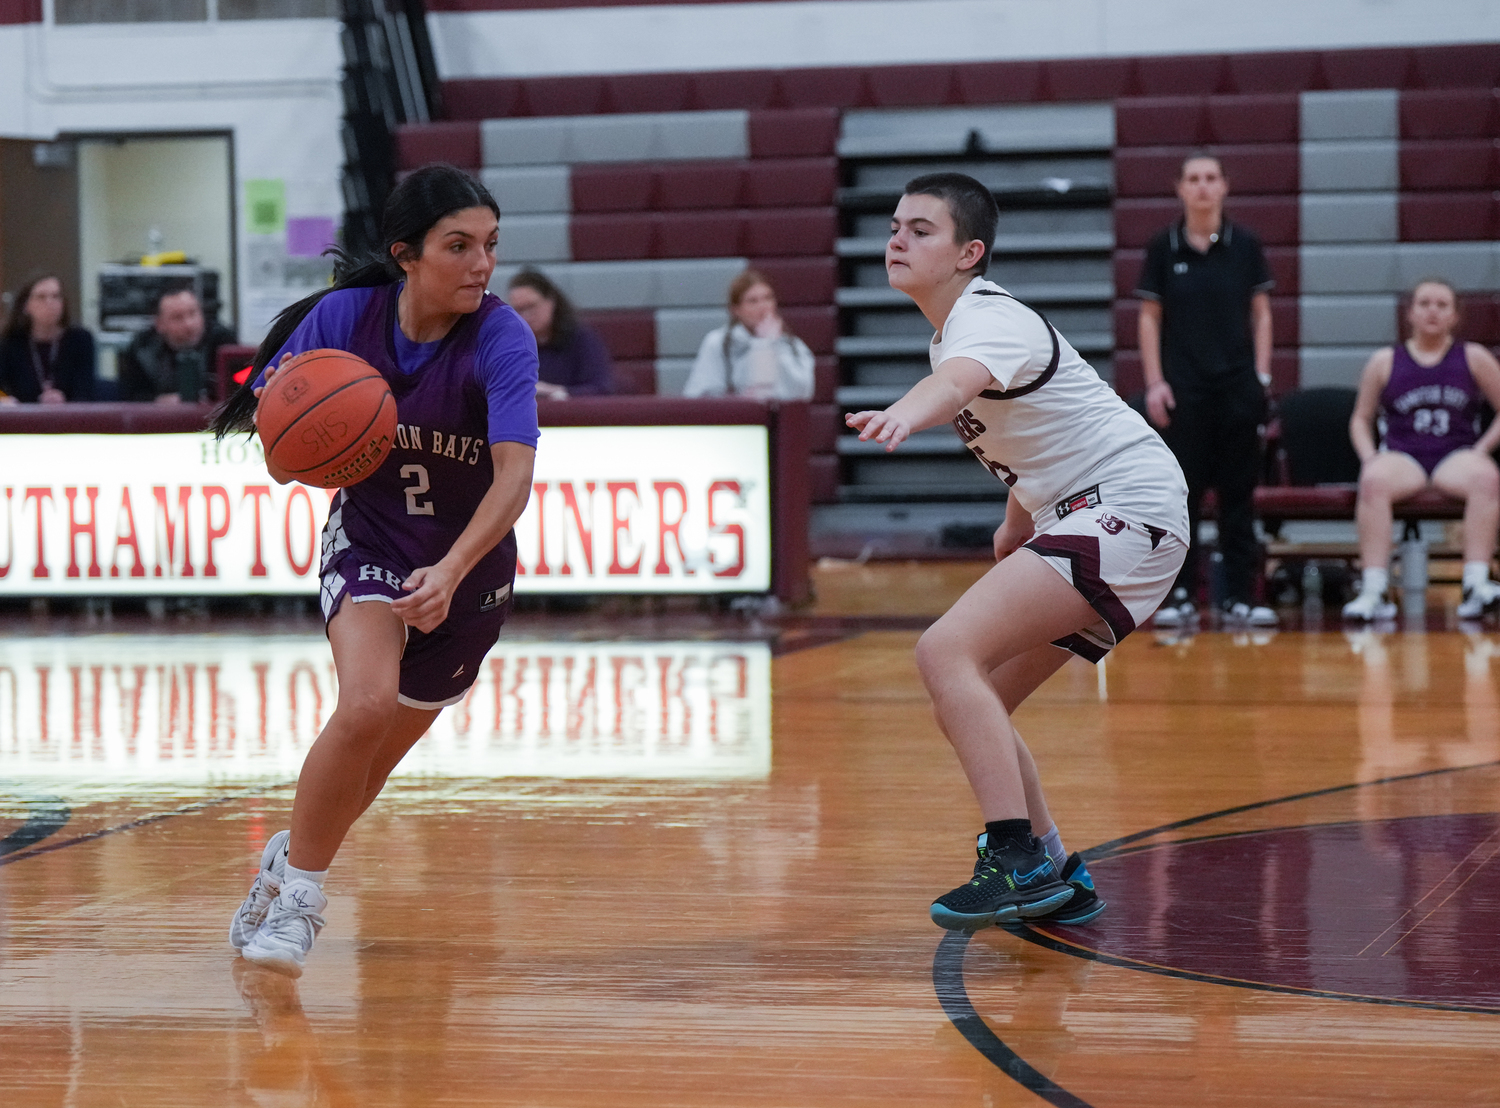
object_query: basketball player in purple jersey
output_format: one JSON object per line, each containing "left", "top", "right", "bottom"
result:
{"left": 1344, "top": 278, "right": 1500, "bottom": 621}
{"left": 212, "top": 165, "right": 539, "bottom": 976}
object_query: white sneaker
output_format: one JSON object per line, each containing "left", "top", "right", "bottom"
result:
{"left": 1342, "top": 591, "right": 1397, "bottom": 622}
{"left": 1223, "top": 601, "right": 1279, "bottom": 628}
{"left": 1153, "top": 588, "right": 1195, "bottom": 628}
{"left": 229, "top": 829, "right": 290, "bottom": 952}
{"left": 1456, "top": 580, "right": 1500, "bottom": 619}
{"left": 241, "top": 880, "right": 326, "bottom": 979}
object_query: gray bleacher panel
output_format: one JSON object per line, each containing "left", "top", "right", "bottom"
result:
{"left": 482, "top": 167, "right": 571, "bottom": 214}
{"left": 1300, "top": 141, "right": 1398, "bottom": 193}
{"left": 654, "top": 357, "right": 696, "bottom": 396}
{"left": 838, "top": 103, "right": 1113, "bottom": 158}
{"left": 1300, "top": 90, "right": 1398, "bottom": 142}
{"left": 656, "top": 308, "right": 728, "bottom": 358}
{"left": 1300, "top": 346, "right": 1374, "bottom": 388}
{"left": 489, "top": 257, "right": 747, "bottom": 309}
{"left": 1300, "top": 294, "right": 1398, "bottom": 344}
{"left": 481, "top": 111, "right": 749, "bottom": 167}
{"left": 1300, "top": 244, "right": 1404, "bottom": 293}
{"left": 1392, "top": 242, "right": 1500, "bottom": 290}
{"left": 1300, "top": 193, "right": 1397, "bottom": 243}
{"left": 498, "top": 215, "right": 571, "bottom": 264}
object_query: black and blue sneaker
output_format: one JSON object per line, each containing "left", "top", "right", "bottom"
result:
{"left": 1032, "top": 852, "right": 1107, "bottom": 925}
{"left": 929, "top": 832, "right": 1073, "bottom": 931}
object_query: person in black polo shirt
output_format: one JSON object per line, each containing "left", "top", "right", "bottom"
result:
{"left": 1137, "top": 153, "right": 1275, "bottom": 628}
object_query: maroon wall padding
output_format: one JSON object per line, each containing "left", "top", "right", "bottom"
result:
{"left": 656, "top": 210, "right": 743, "bottom": 257}
{"left": 769, "top": 401, "right": 813, "bottom": 602}
{"left": 1207, "top": 93, "right": 1300, "bottom": 144}
{"left": 606, "top": 72, "right": 693, "bottom": 114}
{"left": 395, "top": 121, "right": 481, "bottom": 170}
{"left": 524, "top": 74, "right": 609, "bottom": 117}
{"left": 808, "top": 404, "right": 839, "bottom": 454}
{"left": 0, "top": 403, "right": 214, "bottom": 434}
{"left": 1116, "top": 97, "right": 1211, "bottom": 147}
{"left": 782, "top": 307, "right": 837, "bottom": 355}
{"left": 1044, "top": 56, "right": 1135, "bottom": 100}
{"left": 1412, "top": 43, "right": 1500, "bottom": 90}
{"left": 1395, "top": 294, "right": 1500, "bottom": 345}
{"left": 1400, "top": 89, "right": 1500, "bottom": 140}
{"left": 1226, "top": 51, "right": 1323, "bottom": 95}
{"left": 435, "top": 45, "right": 1500, "bottom": 122}
{"left": 656, "top": 162, "right": 744, "bottom": 209}
{"left": 748, "top": 109, "right": 840, "bottom": 157}
{"left": 1115, "top": 196, "right": 1298, "bottom": 248}
{"left": 865, "top": 65, "right": 958, "bottom": 108}
{"left": 753, "top": 257, "right": 836, "bottom": 306}
{"left": 610, "top": 359, "right": 656, "bottom": 395}
{"left": 742, "top": 208, "right": 837, "bottom": 256}
{"left": 570, "top": 213, "right": 656, "bottom": 260}
{"left": 1115, "top": 144, "right": 1299, "bottom": 198}
{"left": 0, "top": 0, "right": 42, "bottom": 25}
{"left": 1321, "top": 47, "right": 1416, "bottom": 90}
{"left": 742, "top": 158, "right": 838, "bottom": 206}
{"left": 582, "top": 311, "right": 656, "bottom": 359}
{"left": 1399, "top": 140, "right": 1500, "bottom": 190}
{"left": 693, "top": 70, "right": 780, "bottom": 111}
{"left": 1135, "top": 54, "right": 1231, "bottom": 97}
{"left": 778, "top": 67, "right": 868, "bottom": 110}
{"left": 812, "top": 356, "right": 838, "bottom": 404}
{"left": 571, "top": 165, "right": 656, "bottom": 212}
{"left": 1398, "top": 192, "right": 1498, "bottom": 242}
{"left": 808, "top": 453, "right": 840, "bottom": 505}
{"left": 1113, "top": 249, "right": 1145, "bottom": 297}
{"left": 957, "top": 60, "right": 1044, "bottom": 104}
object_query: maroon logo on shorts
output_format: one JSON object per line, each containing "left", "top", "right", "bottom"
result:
{"left": 1098, "top": 512, "right": 1126, "bottom": 535}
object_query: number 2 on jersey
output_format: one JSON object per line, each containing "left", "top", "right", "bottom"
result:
{"left": 401, "top": 464, "right": 434, "bottom": 515}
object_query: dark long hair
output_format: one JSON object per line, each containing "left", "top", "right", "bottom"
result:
{"left": 506, "top": 267, "right": 578, "bottom": 349}
{"left": 3, "top": 273, "right": 71, "bottom": 342}
{"left": 211, "top": 164, "right": 500, "bottom": 436}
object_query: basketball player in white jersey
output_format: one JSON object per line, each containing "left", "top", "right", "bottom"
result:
{"left": 846, "top": 173, "right": 1189, "bottom": 929}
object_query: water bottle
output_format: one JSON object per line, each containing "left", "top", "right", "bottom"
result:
{"left": 1301, "top": 560, "right": 1323, "bottom": 608}
{"left": 1400, "top": 533, "right": 1428, "bottom": 614}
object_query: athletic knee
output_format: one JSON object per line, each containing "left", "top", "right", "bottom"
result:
{"left": 329, "top": 689, "right": 400, "bottom": 739}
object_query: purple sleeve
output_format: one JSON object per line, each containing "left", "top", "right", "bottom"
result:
{"left": 252, "top": 288, "right": 374, "bottom": 387}
{"left": 476, "top": 305, "right": 541, "bottom": 448}
{"left": 565, "top": 325, "right": 616, "bottom": 396}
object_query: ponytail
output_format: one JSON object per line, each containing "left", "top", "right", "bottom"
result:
{"left": 210, "top": 163, "right": 501, "bottom": 438}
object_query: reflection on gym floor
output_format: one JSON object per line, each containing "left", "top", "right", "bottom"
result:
{"left": 0, "top": 636, "right": 771, "bottom": 781}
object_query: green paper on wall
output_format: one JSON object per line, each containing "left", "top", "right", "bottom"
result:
{"left": 245, "top": 179, "right": 286, "bottom": 235}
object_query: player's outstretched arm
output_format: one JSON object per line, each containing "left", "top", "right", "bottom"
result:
{"left": 394, "top": 440, "right": 536, "bottom": 633}
{"left": 845, "top": 356, "right": 993, "bottom": 452}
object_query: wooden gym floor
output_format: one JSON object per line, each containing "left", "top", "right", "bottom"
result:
{"left": 2, "top": 561, "right": 1498, "bottom": 1107}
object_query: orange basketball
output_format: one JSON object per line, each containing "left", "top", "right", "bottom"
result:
{"left": 256, "top": 349, "right": 397, "bottom": 488}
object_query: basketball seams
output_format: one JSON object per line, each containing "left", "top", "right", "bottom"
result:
{"left": 257, "top": 349, "right": 396, "bottom": 486}
{"left": 263, "top": 374, "right": 383, "bottom": 459}
{"left": 301, "top": 391, "right": 396, "bottom": 484}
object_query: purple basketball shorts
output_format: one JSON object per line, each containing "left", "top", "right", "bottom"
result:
{"left": 318, "top": 541, "right": 516, "bottom": 709}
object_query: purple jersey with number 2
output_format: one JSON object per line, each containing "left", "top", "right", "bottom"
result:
{"left": 275, "top": 282, "right": 538, "bottom": 709}
{"left": 1380, "top": 341, "right": 1481, "bottom": 476}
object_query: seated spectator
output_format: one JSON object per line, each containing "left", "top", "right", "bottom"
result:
{"left": 506, "top": 269, "right": 614, "bottom": 399}
{"left": 0, "top": 274, "right": 96, "bottom": 404}
{"left": 684, "top": 269, "right": 814, "bottom": 400}
{"left": 1343, "top": 278, "right": 1500, "bottom": 621}
{"left": 118, "top": 284, "right": 235, "bottom": 403}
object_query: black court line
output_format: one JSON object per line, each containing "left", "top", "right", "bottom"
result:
{"left": 0, "top": 784, "right": 291, "bottom": 868}
{"left": 0, "top": 796, "right": 70, "bottom": 857}
{"left": 938, "top": 758, "right": 1500, "bottom": 1100}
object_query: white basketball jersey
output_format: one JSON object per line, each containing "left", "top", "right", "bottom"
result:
{"left": 931, "top": 277, "right": 1188, "bottom": 539}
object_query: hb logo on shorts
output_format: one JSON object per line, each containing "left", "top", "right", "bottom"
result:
{"left": 478, "top": 584, "right": 513, "bottom": 612}
{"left": 358, "top": 564, "right": 403, "bottom": 589}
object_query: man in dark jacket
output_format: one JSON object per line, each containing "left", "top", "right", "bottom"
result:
{"left": 118, "top": 285, "right": 236, "bottom": 403}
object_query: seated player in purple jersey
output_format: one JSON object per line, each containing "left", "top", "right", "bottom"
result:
{"left": 1344, "top": 278, "right": 1500, "bottom": 621}
{"left": 211, "top": 165, "right": 539, "bottom": 976}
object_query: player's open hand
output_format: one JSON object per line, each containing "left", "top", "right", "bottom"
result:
{"left": 846, "top": 409, "right": 912, "bottom": 452}
{"left": 392, "top": 562, "right": 460, "bottom": 633}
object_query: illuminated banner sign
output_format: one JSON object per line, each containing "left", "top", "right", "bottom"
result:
{"left": 0, "top": 427, "right": 770, "bottom": 595}
{"left": 0, "top": 636, "right": 771, "bottom": 781}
